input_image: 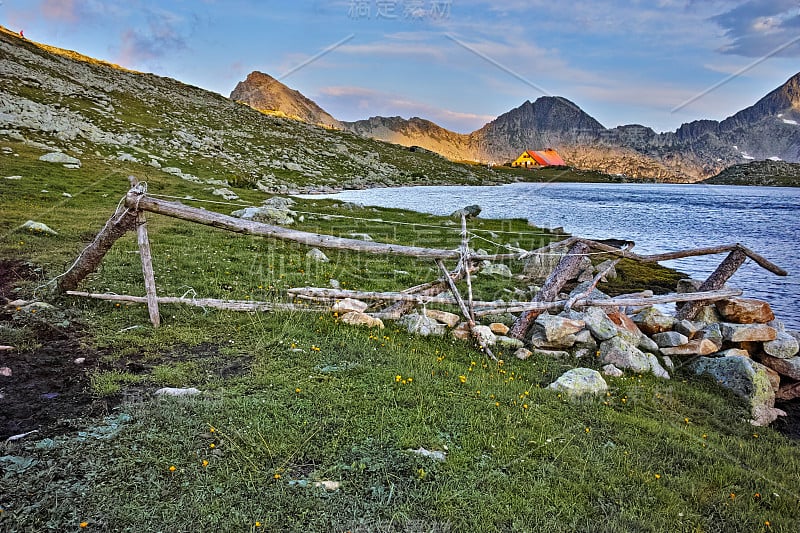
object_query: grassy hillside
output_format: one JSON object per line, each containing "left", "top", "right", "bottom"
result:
{"left": 1, "top": 26, "right": 799, "bottom": 533}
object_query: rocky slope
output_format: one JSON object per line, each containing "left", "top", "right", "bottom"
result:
{"left": 703, "top": 160, "right": 800, "bottom": 187}
{"left": 234, "top": 67, "right": 800, "bottom": 183}
{"left": 230, "top": 71, "right": 341, "bottom": 129}
{"left": 0, "top": 26, "right": 511, "bottom": 196}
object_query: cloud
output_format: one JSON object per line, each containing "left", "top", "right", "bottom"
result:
{"left": 117, "top": 10, "right": 188, "bottom": 66}
{"left": 39, "top": 0, "right": 79, "bottom": 23}
{"left": 317, "top": 85, "right": 495, "bottom": 132}
{"left": 712, "top": 0, "right": 800, "bottom": 57}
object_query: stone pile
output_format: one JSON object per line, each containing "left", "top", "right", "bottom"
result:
{"left": 329, "top": 283, "right": 798, "bottom": 426}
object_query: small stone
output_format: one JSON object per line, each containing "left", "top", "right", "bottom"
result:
{"left": 409, "top": 447, "right": 447, "bottom": 462}
{"left": 763, "top": 331, "right": 800, "bottom": 359}
{"left": 400, "top": 313, "right": 447, "bottom": 336}
{"left": 531, "top": 348, "right": 572, "bottom": 359}
{"left": 637, "top": 335, "right": 660, "bottom": 354}
{"left": 339, "top": 311, "right": 384, "bottom": 329}
{"left": 548, "top": 368, "right": 608, "bottom": 398}
{"left": 451, "top": 322, "right": 472, "bottom": 340}
{"left": 19, "top": 220, "right": 58, "bottom": 235}
{"left": 602, "top": 364, "right": 624, "bottom": 377}
{"left": 693, "top": 305, "right": 722, "bottom": 324}
{"left": 721, "top": 323, "right": 777, "bottom": 343}
{"left": 700, "top": 323, "right": 724, "bottom": 350}
{"left": 496, "top": 336, "right": 524, "bottom": 349}
{"left": 0, "top": 367, "right": 12, "bottom": 377}
{"left": 605, "top": 309, "right": 642, "bottom": 340}
{"left": 660, "top": 339, "right": 720, "bottom": 356}
{"left": 306, "top": 248, "right": 329, "bottom": 262}
{"left": 515, "top": 348, "right": 533, "bottom": 360}
{"left": 329, "top": 279, "right": 341, "bottom": 289}
{"left": 599, "top": 337, "right": 651, "bottom": 373}
{"left": 73, "top": 357, "right": 86, "bottom": 365}
{"left": 473, "top": 325, "right": 497, "bottom": 346}
{"left": 424, "top": 309, "right": 460, "bottom": 328}
{"left": 480, "top": 263, "right": 513, "bottom": 278}
{"left": 716, "top": 298, "right": 775, "bottom": 324}
{"left": 348, "top": 233, "right": 373, "bottom": 241}
{"left": 451, "top": 204, "right": 481, "bottom": 219}
{"left": 332, "top": 298, "right": 368, "bottom": 314}
{"left": 489, "top": 322, "right": 510, "bottom": 335}
{"left": 662, "top": 356, "right": 674, "bottom": 372}
{"left": 717, "top": 348, "right": 750, "bottom": 358}
{"left": 648, "top": 354, "right": 670, "bottom": 379}
{"left": 155, "top": 387, "right": 201, "bottom": 396}
{"left": 674, "top": 319, "right": 703, "bottom": 339}
{"left": 652, "top": 331, "right": 689, "bottom": 348}
{"left": 39, "top": 152, "right": 81, "bottom": 166}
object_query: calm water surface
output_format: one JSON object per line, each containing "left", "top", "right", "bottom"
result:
{"left": 303, "top": 182, "right": 800, "bottom": 329}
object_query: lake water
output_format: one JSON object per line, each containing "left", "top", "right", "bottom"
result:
{"left": 301, "top": 182, "right": 800, "bottom": 329}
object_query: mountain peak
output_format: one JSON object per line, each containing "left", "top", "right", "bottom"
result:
{"left": 230, "top": 71, "right": 340, "bottom": 128}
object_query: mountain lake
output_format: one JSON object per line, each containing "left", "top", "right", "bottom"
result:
{"left": 302, "top": 182, "right": 800, "bottom": 329}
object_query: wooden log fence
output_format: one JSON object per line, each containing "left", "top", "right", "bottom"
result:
{"left": 57, "top": 180, "right": 788, "bottom": 355}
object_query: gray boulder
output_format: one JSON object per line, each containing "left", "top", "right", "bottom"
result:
{"left": 759, "top": 354, "right": 800, "bottom": 380}
{"left": 582, "top": 307, "right": 618, "bottom": 341}
{"left": 598, "top": 336, "right": 651, "bottom": 374}
{"left": 692, "top": 355, "right": 784, "bottom": 426}
{"left": 763, "top": 331, "right": 800, "bottom": 359}
{"left": 548, "top": 368, "right": 608, "bottom": 398}
{"left": 231, "top": 205, "right": 295, "bottom": 225}
{"left": 535, "top": 313, "right": 585, "bottom": 342}
{"left": 451, "top": 204, "right": 481, "bottom": 219}
{"left": 652, "top": 331, "right": 689, "bottom": 348}
{"left": 306, "top": 248, "right": 329, "bottom": 262}
{"left": 39, "top": 152, "right": 81, "bottom": 167}
{"left": 19, "top": 220, "right": 58, "bottom": 235}
{"left": 480, "top": 263, "right": 512, "bottom": 278}
{"left": 399, "top": 313, "right": 447, "bottom": 337}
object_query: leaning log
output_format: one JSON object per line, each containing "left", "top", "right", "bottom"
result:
{"left": 674, "top": 247, "right": 748, "bottom": 321}
{"left": 508, "top": 241, "right": 591, "bottom": 340}
{"left": 56, "top": 207, "right": 138, "bottom": 292}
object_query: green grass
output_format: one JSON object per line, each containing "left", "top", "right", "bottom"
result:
{"left": 1, "top": 141, "right": 798, "bottom": 532}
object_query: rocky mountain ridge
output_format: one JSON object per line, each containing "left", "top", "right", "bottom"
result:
{"left": 232, "top": 68, "right": 800, "bottom": 182}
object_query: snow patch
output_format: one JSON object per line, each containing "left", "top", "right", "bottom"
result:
{"left": 782, "top": 118, "right": 798, "bottom": 125}
{"left": 768, "top": 156, "right": 782, "bottom": 161}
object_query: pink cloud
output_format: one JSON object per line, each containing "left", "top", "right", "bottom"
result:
{"left": 39, "top": 0, "right": 79, "bottom": 23}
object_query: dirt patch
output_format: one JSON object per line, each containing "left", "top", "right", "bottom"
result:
{"left": 0, "top": 259, "right": 37, "bottom": 303}
{"left": 774, "top": 400, "right": 800, "bottom": 440}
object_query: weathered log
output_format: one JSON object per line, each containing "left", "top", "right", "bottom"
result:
{"left": 508, "top": 241, "right": 592, "bottom": 340}
{"left": 564, "top": 258, "right": 621, "bottom": 311}
{"left": 56, "top": 206, "right": 138, "bottom": 293}
{"left": 66, "top": 291, "right": 327, "bottom": 313}
{"left": 125, "top": 193, "right": 461, "bottom": 260}
{"left": 474, "top": 288, "right": 743, "bottom": 316}
{"left": 460, "top": 214, "right": 476, "bottom": 322}
{"left": 129, "top": 176, "right": 160, "bottom": 327}
{"left": 674, "top": 248, "right": 748, "bottom": 321}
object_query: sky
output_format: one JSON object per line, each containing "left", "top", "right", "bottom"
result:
{"left": 2, "top": 0, "right": 799, "bottom": 134}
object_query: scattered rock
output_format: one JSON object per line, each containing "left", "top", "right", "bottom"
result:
{"left": 212, "top": 188, "right": 239, "bottom": 201}
{"left": 424, "top": 309, "right": 460, "bottom": 328}
{"left": 339, "top": 311, "right": 384, "bottom": 329}
{"left": 19, "top": 220, "right": 58, "bottom": 235}
{"left": 0, "top": 367, "right": 12, "bottom": 377}
{"left": 154, "top": 387, "right": 201, "bottom": 397}
{"left": 776, "top": 380, "right": 800, "bottom": 401}
{"left": 348, "top": 233, "right": 373, "bottom": 241}
{"left": 73, "top": 357, "right": 86, "bottom": 365}
{"left": 531, "top": 348, "right": 572, "bottom": 359}
{"left": 721, "top": 323, "right": 777, "bottom": 343}
{"left": 496, "top": 336, "right": 524, "bottom": 349}
{"left": 480, "top": 263, "right": 513, "bottom": 278}
{"left": 602, "top": 364, "right": 624, "bottom": 377}
{"left": 515, "top": 348, "right": 533, "bottom": 360}
{"left": 763, "top": 331, "right": 800, "bottom": 359}
{"left": 288, "top": 479, "right": 342, "bottom": 492}
{"left": 594, "top": 259, "right": 618, "bottom": 281}
{"left": 451, "top": 322, "right": 472, "bottom": 340}
{"left": 231, "top": 205, "right": 294, "bottom": 225}
{"left": 472, "top": 325, "right": 497, "bottom": 346}
{"left": 39, "top": 151, "right": 81, "bottom": 166}
{"left": 400, "top": 313, "right": 446, "bottom": 336}
{"left": 305, "top": 248, "right": 329, "bottom": 262}
{"left": 332, "top": 298, "right": 368, "bottom": 314}
{"left": 637, "top": 334, "right": 660, "bottom": 354}
{"left": 409, "top": 447, "right": 447, "bottom": 462}
{"left": 647, "top": 354, "right": 671, "bottom": 379}
{"left": 329, "top": 279, "right": 341, "bottom": 289}
{"left": 489, "top": 322, "right": 510, "bottom": 335}
{"left": 691, "top": 355, "right": 784, "bottom": 426}
{"left": 716, "top": 298, "right": 775, "bottom": 324}
{"left": 548, "top": 368, "right": 608, "bottom": 398}
{"left": 450, "top": 205, "right": 481, "bottom": 219}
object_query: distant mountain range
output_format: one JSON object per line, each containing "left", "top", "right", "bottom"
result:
{"left": 231, "top": 71, "right": 800, "bottom": 182}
